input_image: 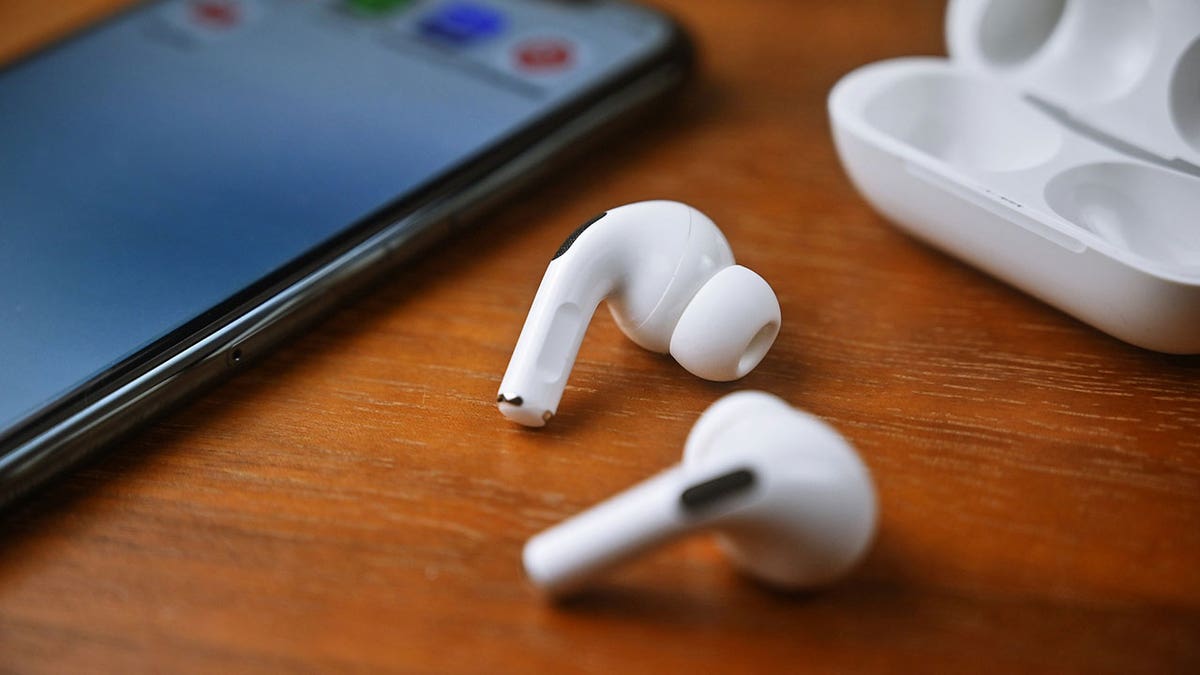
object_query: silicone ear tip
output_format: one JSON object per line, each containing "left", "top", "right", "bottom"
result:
{"left": 669, "top": 266, "right": 781, "bottom": 382}
{"left": 683, "top": 391, "right": 790, "bottom": 465}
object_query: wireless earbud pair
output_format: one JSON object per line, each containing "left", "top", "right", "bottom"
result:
{"left": 498, "top": 201, "right": 876, "bottom": 597}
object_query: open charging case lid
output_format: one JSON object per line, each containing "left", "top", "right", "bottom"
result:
{"left": 829, "top": 0, "right": 1200, "bottom": 353}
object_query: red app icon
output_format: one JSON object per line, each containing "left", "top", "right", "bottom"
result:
{"left": 189, "top": 0, "right": 244, "bottom": 30}
{"left": 513, "top": 37, "right": 574, "bottom": 73}
{"left": 158, "top": 0, "right": 261, "bottom": 42}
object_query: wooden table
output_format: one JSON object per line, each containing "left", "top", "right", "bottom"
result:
{"left": 3, "top": 1, "right": 1198, "bottom": 671}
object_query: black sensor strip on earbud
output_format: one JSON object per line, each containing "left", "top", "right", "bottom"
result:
{"left": 680, "top": 468, "right": 756, "bottom": 513}
{"left": 551, "top": 212, "right": 607, "bottom": 260}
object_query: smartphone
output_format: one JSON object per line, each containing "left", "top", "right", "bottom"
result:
{"left": 0, "top": 0, "right": 693, "bottom": 505}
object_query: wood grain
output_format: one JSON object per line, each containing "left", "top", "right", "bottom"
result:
{"left": 2, "top": 1, "right": 1198, "bottom": 672}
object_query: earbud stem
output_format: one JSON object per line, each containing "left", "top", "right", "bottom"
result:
{"left": 498, "top": 258, "right": 610, "bottom": 427}
{"left": 523, "top": 466, "right": 695, "bottom": 596}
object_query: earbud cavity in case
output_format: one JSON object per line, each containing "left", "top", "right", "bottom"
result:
{"left": 828, "top": 0, "right": 1200, "bottom": 353}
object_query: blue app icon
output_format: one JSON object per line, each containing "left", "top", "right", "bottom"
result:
{"left": 418, "top": 2, "right": 505, "bottom": 45}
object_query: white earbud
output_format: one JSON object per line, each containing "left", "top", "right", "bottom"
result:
{"left": 523, "top": 391, "right": 877, "bottom": 596}
{"left": 497, "top": 201, "right": 781, "bottom": 427}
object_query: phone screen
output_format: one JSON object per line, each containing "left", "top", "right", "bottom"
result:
{"left": 0, "top": 0, "right": 673, "bottom": 437}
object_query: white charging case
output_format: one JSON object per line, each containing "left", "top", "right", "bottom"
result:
{"left": 829, "top": 0, "right": 1200, "bottom": 353}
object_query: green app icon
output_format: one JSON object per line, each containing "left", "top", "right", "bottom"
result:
{"left": 348, "top": 0, "right": 413, "bottom": 14}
